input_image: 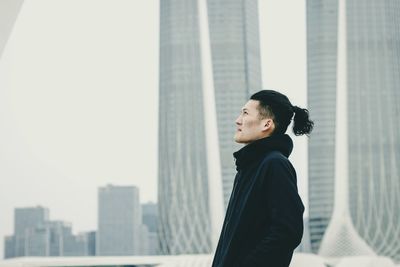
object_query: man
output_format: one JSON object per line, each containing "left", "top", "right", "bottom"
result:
{"left": 212, "top": 90, "right": 313, "bottom": 267}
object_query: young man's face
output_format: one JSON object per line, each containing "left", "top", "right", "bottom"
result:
{"left": 234, "top": 100, "right": 274, "bottom": 144}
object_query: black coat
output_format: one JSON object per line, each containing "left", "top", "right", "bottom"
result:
{"left": 212, "top": 134, "right": 304, "bottom": 267}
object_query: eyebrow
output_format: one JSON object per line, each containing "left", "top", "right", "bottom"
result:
{"left": 241, "top": 108, "right": 249, "bottom": 112}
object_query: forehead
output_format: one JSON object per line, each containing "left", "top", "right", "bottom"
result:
{"left": 242, "top": 100, "right": 260, "bottom": 111}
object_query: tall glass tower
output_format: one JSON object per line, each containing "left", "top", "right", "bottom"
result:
{"left": 207, "top": 0, "right": 262, "bottom": 207}
{"left": 306, "top": 0, "right": 338, "bottom": 253}
{"left": 307, "top": 0, "right": 400, "bottom": 261}
{"left": 158, "top": 0, "right": 261, "bottom": 254}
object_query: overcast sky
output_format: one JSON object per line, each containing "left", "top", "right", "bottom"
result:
{"left": 0, "top": 0, "right": 307, "bottom": 258}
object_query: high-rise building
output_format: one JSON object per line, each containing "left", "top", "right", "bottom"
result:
{"left": 158, "top": 0, "right": 261, "bottom": 254}
{"left": 307, "top": 0, "right": 400, "bottom": 261}
{"left": 306, "top": 0, "right": 338, "bottom": 252}
{"left": 207, "top": 0, "right": 262, "bottom": 207}
{"left": 14, "top": 206, "right": 49, "bottom": 257}
{"left": 97, "top": 185, "right": 141, "bottom": 256}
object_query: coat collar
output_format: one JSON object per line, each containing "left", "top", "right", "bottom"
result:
{"left": 233, "top": 134, "right": 293, "bottom": 171}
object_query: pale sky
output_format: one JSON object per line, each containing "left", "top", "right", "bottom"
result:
{"left": 0, "top": 0, "right": 307, "bottom": 258}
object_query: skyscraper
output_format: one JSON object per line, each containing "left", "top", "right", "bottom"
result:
{"left": 207, "top": 0, "right": 262, "bottom": 207}
{"left": 14, "top": 206, "right": 49, "bottom": 257}
{"left": 307, "top": 0, "right": 400, "bottom": 261}
{"left": 97, "top": 185, "right": 141, "bottom": 256}
{"left": 306, "top": 0, "right": 338, "bottom": 252}
{"left": 158, "top": 0, "right": 261, "bottom": 254}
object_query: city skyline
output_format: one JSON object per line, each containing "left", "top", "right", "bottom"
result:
{"left": 0, "top": 0, "right": 308, "bottom": 259}
{"left": 4, "top": 184, "right": 158, "bottom": 258}
{"left": 3, "top": 186, "right": 157, "bottom": 236}
{"left": 4, "top": 206, "right": 96, "bottom": 258}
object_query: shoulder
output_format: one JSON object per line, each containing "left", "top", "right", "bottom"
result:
{"left": 259, "top": 152, "right": 296, "bottom": 181}
{"left": 261, "top": 151, "right": 292, "bottom": 168}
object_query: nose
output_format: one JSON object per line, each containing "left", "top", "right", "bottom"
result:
{"left": 235, "top": 115, "right": 242, "bottom": 126}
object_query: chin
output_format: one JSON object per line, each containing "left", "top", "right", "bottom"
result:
{"left": 234, "top": 134, "right": 240, "bottom": 143}
{"left": 234, "top": 136, "right": 247, "bottom": 144}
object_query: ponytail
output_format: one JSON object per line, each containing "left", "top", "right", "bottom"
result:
{"left": 292, "top": 106, "right": 314, "bottom": 136}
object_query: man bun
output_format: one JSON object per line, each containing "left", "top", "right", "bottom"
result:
{"left": 292, "top": 106, "right": 314, "bottom": 136}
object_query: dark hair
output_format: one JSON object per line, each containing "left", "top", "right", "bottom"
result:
{"left": 250, "top": 90, "right": 314, "bottom": 136}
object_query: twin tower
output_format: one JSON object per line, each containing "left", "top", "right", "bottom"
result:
{"left": 157, "top": 0, "right": 400, "bottom": 263}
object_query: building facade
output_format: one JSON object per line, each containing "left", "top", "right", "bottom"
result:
{"left": 307, "top": 0, "right": 400, "bottom": 261}
{"left": 207, "top": 0, "right": 262, "bottom": 207}
{"left": 158, "top": 0, "right": 261, "bottom": 254}
{"left": 97, "top": 185, "right": 141, "bottom": 256}
{"left": 13, "top": 206, "right": 49, "bottom": 257}
{"left": 4, "top": 207, "right": 92, "bottom": 258}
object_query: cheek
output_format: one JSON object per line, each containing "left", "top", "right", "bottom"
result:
{"left": 245, "top": 118, "right": 258, "bottom": 126}
{"left": 243, "top": 119, "right": 259, "bottom": 130}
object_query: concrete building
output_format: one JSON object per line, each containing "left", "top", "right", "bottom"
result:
{"left": 158, "top": 0, "right": 262, "bottom": 255}
{"left": 97, "top": 185, "right": 141, "bottom": 256}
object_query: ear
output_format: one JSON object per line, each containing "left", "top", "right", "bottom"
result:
{"left": 261, "top": 118, "right": 274, "bottom": 132}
